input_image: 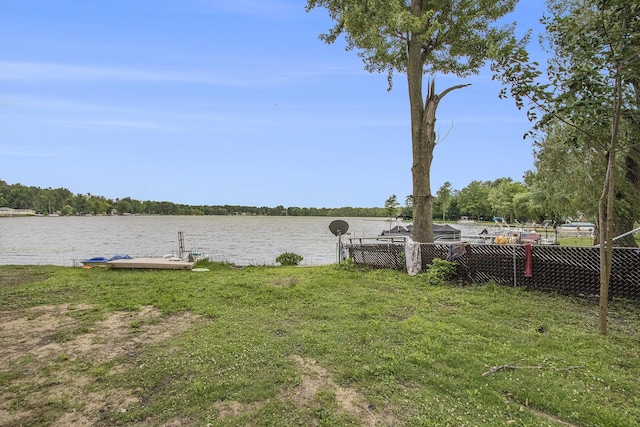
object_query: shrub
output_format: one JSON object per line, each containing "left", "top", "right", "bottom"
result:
{"left": 276, "top": 252, "right": 303, "bottom": 266}
{"left": 423, "top": 258, "right": 458, "bottom": 285}
{"left": 335, "top": 257, "right": 355, "bottom": 270}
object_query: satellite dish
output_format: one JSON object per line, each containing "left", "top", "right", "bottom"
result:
{"left": 329, "top": 220, "right": 349, "bottom": 263}
{"left": 329, "top": 220, "right": 349, "bottom": 236}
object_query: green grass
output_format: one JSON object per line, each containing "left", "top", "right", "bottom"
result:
{"left": 1, "top": 261, "right": 639, "bottom": 426}
{"left": 557, "top": 236, "right": 596, "bottom": 247}
{"left": 557, "top": 235, "right": 640, "bottom": 247}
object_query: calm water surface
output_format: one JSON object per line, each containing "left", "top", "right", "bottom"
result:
{"left": 0, "top": 216, "right": 393, "bottom": 266}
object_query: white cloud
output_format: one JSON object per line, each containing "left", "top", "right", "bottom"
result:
{"left": 0, "top": 61, "right": 246, "bottom": 86}
{"left": 0, "top": 60, "right": 362, "bottom": 88}
{"left": 50, "top": 119, "right": 175, "bottom": 131}
{"left": 0, "top": 146, "right": 66, "bottom": 158}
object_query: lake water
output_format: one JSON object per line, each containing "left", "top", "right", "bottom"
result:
{"left": 0, "top": 216, "right": 401, "bottom": 267}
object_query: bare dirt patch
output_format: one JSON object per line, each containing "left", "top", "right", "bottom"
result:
{"left": 0, "top": 304, "right": 201, "bottom": 426}
{"left": 282, "top": 355, "right": 396, "bottom": 426}
{"left": 208, "top": 355, "right": 397, "bottom": 426}
{"left": 1, "top": 304, "right": 396, "bottom": 426}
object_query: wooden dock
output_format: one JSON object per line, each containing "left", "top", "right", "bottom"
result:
{"left": 106, "top": 257, "right": 195, "bottom": 270}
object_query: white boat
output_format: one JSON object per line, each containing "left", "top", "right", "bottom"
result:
{"left": 460, "top": 217, "right": 544, "bottom": 245}
{"left": 458, "top": 216, "right": 477, "bottom": 224}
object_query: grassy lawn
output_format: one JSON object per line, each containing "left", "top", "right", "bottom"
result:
{"left": 556, "top": 236, "right": 596, "bottom": 247}
{"left": 1, "top": 262, "right": 639, "bottom": 426}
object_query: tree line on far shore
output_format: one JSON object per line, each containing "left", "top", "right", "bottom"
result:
{"left": 0, "top": 180, "right": 394, "bottom": 217}
{"left": 0, "top": 177, "right": 571, "bottom": 223}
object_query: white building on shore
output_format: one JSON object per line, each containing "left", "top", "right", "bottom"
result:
{"left": 0, "top": 207, "right": 36, "bottom": 217}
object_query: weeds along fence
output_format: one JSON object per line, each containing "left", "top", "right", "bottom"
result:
{"left": 347, "top": 241, "right": 640, "bottom": 301}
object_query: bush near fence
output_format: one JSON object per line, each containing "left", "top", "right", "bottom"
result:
{"left": 348, "top": 243, "right": 640, "bottom": 301}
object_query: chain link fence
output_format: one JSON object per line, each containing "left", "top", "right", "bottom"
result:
{"left": 348, "top": 242, "right": 640, "bottom": 301}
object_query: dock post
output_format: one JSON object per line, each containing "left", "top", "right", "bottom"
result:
{"left": 178, "top": 231, "right": 185, "bottom": 258}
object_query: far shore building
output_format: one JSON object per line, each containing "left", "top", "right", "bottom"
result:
{"left": 0, "top": 207, "right": 36, "bottom": 217}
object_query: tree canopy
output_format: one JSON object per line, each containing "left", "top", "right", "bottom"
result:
{"left": 492, "top": 0, "right": 640, "bottom": 333}
{"left": 307, "top": 0, "right": 518, "bottom": 242}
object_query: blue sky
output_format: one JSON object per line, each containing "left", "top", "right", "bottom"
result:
{"left": 1, "top": 1, "right": 547, "bottom": 208}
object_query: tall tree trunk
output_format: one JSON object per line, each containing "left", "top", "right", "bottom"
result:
{"left": 406, "top": 0, "right": 471, "bottom": 242}
{"left": 407, "top": 0, "right": 427, "bottom": 241}
{"left": 598, "top": 68, "right": 623, "bottom": 335}
{"left": 407, "top": 12, "right": 429, "bottom": 242}
{"left": 408, "top": 77, "right": 468, "bottom": 242}
{"left": 411, "top": 82, "right": 437, "bottom": 243}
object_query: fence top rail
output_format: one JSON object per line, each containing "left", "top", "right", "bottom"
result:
{"left": 348, "top": 239, "right": 640, "bottom": 252}
{"left": 347, "top": 236, "right": 410, "bottom": 244}
{"left": 347, "top": 236, "right": 475, "bottom": 245}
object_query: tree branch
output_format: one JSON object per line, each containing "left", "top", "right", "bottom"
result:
{"left": 439, "top": 83, "right": 472, "bottom": 99}
{"left": 422, "top": 81, "right": 471, "bottom": 111}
